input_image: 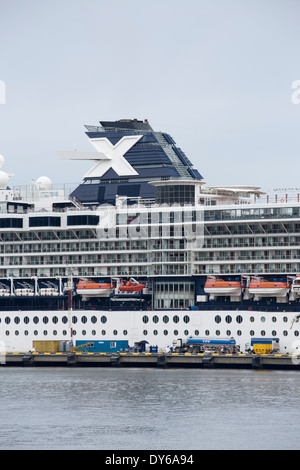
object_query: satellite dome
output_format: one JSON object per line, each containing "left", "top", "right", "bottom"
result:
{"left": 36, "top": 176, "right": 52, "bottom": 191}
{"left": 0, "top": 171, "right": 9, "bottom": 190}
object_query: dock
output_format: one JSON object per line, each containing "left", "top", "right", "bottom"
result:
{"left": 1, "top": 351, "right": 300, "bottom": 370}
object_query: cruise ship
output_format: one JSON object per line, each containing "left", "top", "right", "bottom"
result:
{"left": 1, "top": 118, "right": 300, "bottom": 354}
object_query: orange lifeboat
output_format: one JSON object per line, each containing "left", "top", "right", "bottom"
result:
{"left": 118, "top": 279, "right": 145, "bottom": 293}
{"left": 204, "top": 276, "right": 242, "bottom": 296}
{"left": 248, "top": 277, "right": 290, "bottom": 297}
{"left": 76, "top": 279, "right": 114, "bottom": 297}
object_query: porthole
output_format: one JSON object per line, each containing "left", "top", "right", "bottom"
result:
{"left": 101, "top": 316, "right": 107, "bottom": 324}
{"left": 43, "top": 316, "right": 49, "bottom": 324}
{"left": 52, "top": 316, "right": 58, "bottom": 324}
{"left": 113, "top": 330, "right": 118, "bottom": 335}
{"left": 14, "top": 317, "right": 20, "bottom": 324}
{"left": 261, "top": 330, "right": 266, "bottom": 336}
{"left": 226, "top": 330, "right": 231, "bottom": 336}
{"left": 294, "top": 331, "right": 299, "bottom": 336}
{"left": 250, "top": 330, "right": 255, "bottom": 336}
{"left": 72, "top": 330, "right": 77, "bottom": 336}
{"left": 205, "top": 330, "right": 210, "bottom": 336}
{"left": 82, "top": 330, "right": 86, "bottom": 336}
{"left": 163, "top": 330, "right": 168, "bottom": 335}
{"left": 153, "top": 330, "right": 158, "bottom": 336}
{"left": 15, "top": 331, "right": 19, "bottom": 336}
{"left": 183, "top": 315, "right": 190, "bottom": 324}
{"left": 63, "top": 330, "right": 67, "bottom": 336}
{"left": 62, "top": 316, "right": 68, "bottom": 324}
{"left": 43, "top": 330, "right": 48, "bottom": 336}
{"left": 81, "top": 316, "right": 87, "bottom": 324}
{"left": 72, "top": 316, "right": 78, "bottom": 324}
{"left": 143, "top": 330, "right": 148, "bottom": 336}
{"left": 24, "top": 317, "right": 30, "bottom": 324}
{"left": 142, "top": 316, "right": 149, "bottom": 324}
{"left": 261, "top": 316, "right": 266, "bottom": 323}
{"left": 215, "top": 315, "right": 221, "bottom": 324}
{"left": 123, "top": 330, "right": 128, "bottom": 336}
{"left": 283, "top": 330, "right": 288, "bottom": 336}
{"left": 272, "top": 330, "right": 277, "bottom": 336}
{"left": 33, "top": 316, "right": 39, "bottom": 324}
{"left": 216, "top": 330, "right": 220, "bottom": 336}
{"left": 92, "top": 330, "right": 96, "bottom": 336}
{"left": 173, "top": 315, "right": 179, "bottom": 324}
{"left": 194, "top": 330, "right": 199, "bottom": 336}
{"left": 53, "top": 330, "right": 57, "bottom": 336}
{"left": 174, "top": 330, "right": 179, "bottom": 336}
{"left": 272, "top": 317, "right": 277, "bottom": 323}
{"left": 24, "top": 330, "right": 28, "bottom": 336}
{"left": 237, "top": 330, "right": 242, "bottom": 336}
{"left": 184, "top": 330, "right": 189, "bottom": 336}
{"left": 153, "top": 315, "right": 159, "bottom": 324}
{"left": 101, "top": 330, "right": 106, "bottom": 335}
{"left": 34, "top": 330, "right": 38, "bottom": 336}
{"left": 225, "top": 315, "right": 232, "bottom": 324}
{"left": 5, "top": 331, "right": 9, "bottom": 336}
{"left": 163, "top": 316, "right": 169, "bottom": 324}
{"left": 283, "top": 317, "right": 288, "bottom": 323}
{"left": 250, "top": 316, "right": 255, "bottom": 323}
{"left": 236, "top": 315, "right": 243, "bottom": 324}
{"left": 91, "top": 316, "right": 97, "bottom": 324}
{"left": 5, "top": 317, "right": 10, "bottom": 325}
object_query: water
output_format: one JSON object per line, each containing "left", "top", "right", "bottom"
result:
{"left": 0, "top": 367, "right": 299, "bottom": 450}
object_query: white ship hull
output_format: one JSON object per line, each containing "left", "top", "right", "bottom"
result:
{"left": 0, "top": 309, "right": 298, "bottom": 355}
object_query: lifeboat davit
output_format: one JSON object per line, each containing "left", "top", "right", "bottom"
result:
{"left": 76, "top": 279, "right": 114, "bottom": 297}
{"left": 248, "top": 277, "right": 290, "bottom": 298}
{"left": 204, "top": 277, "right": 242, "bottom": 296}
{"left": 118, "top": 280, "right": 145, "bottom": 293}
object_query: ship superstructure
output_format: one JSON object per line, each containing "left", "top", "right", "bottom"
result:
{"left": 0, "top": 119, "right": 300, "bottom": 354}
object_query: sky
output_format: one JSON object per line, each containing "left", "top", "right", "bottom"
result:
{"left": 0, "top": 0, "right": 300, "bottom": 194}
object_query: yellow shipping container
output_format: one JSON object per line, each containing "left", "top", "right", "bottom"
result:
{"left": 32, "top": 341, "right": 61, "bottom": 352}
{"left": 253, "top": 343, "right": 272, "bottom": 355}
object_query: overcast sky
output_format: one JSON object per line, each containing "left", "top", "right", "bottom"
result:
{"left": 0, "top": 0, "right": 300, "bottom": 193}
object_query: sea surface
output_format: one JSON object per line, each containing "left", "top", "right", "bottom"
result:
{"left": 0, "top": 367, "right": 299, "bottom": 450}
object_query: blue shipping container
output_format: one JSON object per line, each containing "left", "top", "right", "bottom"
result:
{"left": 187, "top": 338, "right": 236, "bottom": 346}
{"left": 75, "top": 340, "right": 129, "bottom": 353}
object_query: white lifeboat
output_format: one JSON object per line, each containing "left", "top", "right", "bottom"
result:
{"left": 248, "top": 277, "right": 290, "bottom": 298}
{"left": 76, "top": 279, "right": 114, "bottom": 298}
{"left": 204, "top": 276, "right": 242, "bottom": 296}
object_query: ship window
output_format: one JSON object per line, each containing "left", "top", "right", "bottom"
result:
{"left": 250, "top": 316, "right": 255, "bottom": 322}
{"left": 215, "top": 315, "right": 221, "bottom": 324}
{"left": 62, "top": 316, "right": 68, "bottom": 324}
{"left": 294, "top": 331, "right": 299, "bottom": 336}
{"left": 72, "top": 330, "right": 76, "bottom": 336}
{"left": 29, "top": 217, "right": 61, "bottom": 227}
{"left": 142, "top": 316, "right": 149, "bottom": 324}
{"left": 33, "top": 316, "right": 39, "bottom": 324}
{"left": 250, "top": 330, "right": 255, "bottom": 336}
{"left": 34, "top": 330, "right": 38, "bottom": 335}
{"left": 43, "top": 330, "right": 48, "bottom": 336}
{"left": 216, "top": 330, "right": 220, "bottom": 336}
{"left": 53, "top": 330, "right": 57, "bottom": 335}
{"left": 194, "top": 330, "right": 199, "bottom": 336}
{"left": 15, "top": 331, "right": 19, "bottom": 336}
{"left": 226, "top": 330, "right": 231, "bottom": 336}
{"left": 163, "top": 315, "right": 169, "bottom": 323}
{"left": 183, "top": 315, "right": 190, "bottom": 324}
{"left": 14, "top": 316, "right": 20, "bottom": 324}
{"left": 173, "top": 315, "right": 179, "bottom": 323}
{"left": 272, "top": 330, "right": 277, "bottom": 336}
{"left": 67, "top": 215, "right": 100, "bottom": 226}
{"left": 236, "top": 315, "right": 243, "bottom": 324}
{"left": 5, "top": 317, "right": 10, "bottom": 324}
{"left": 225, "top": 315, "right": 232, "bottom": 324}
{"left": 153, "top": 330, "right": 158, "bottom": 335}
{"left": 123, "top": 330, "right": 128, "bottom": 335}
{"left": 101, "top": 330, "right": 106, "bottom": 335}
{"left": 283, "top": 330, "right": 288, "bottom": 336}
{"left": 237, "top": 330, "right": 242, "bottom": 336}
{"left": 143, "top": 330, "right": 148, "bottom": 336}
{"left": 163, "top": 330, "right": 168, "bottom": 335}
{"left": 184, "top": 330, "right": 189, "bottom": 336}
{"left": 72, "top": 316, "right": 78, "bottom": 324}
{"left": 91, "top": 316, "right": 97, "bottom": 324}
{"left": 261, "top": 316, "right": 266, "bottom": 323}
{"left": 24, "top": 330, "right": 28, "bottom": 336}
{"left": 0, "top": 218, "right": 23, "bottom": 228}
{"left": 261, "top": 330, "right": 266, "bottom": 336}
{"left": 52, "top": 316, "right": 58, "bottom": 324}
{"left": 82, "top": 330, "right": 86, "bottom": 336}
{"left": 101, "top": 316, "right": 107, "bottom": 324}
{"left": 174, "top": 330, "right": 179, "bottom": 336}
{"left": 283, "top": 317, "right": 288, "bottom": 323}
{"left": 43, "top": 316, "right": 49, "bottom": 324}
{"left": 113, "top": 330, "right": 118, "bottom": 335}
{"left": 63, "top": 330, "right": 67, "bottom": 336}
{"left": 5, "top": 331, "right": 9, "bottom": 336}
{"left": 205, "top": 330, "right": 210, "bottom": 336}
{"left": 272, "top": 317, "right": 277, "bottom": 322}
{"left": 153, "top": 315, "right": 159, "bottom": 323}
{"left": 81, "top": 316, "right": 87, "bottom": 324}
